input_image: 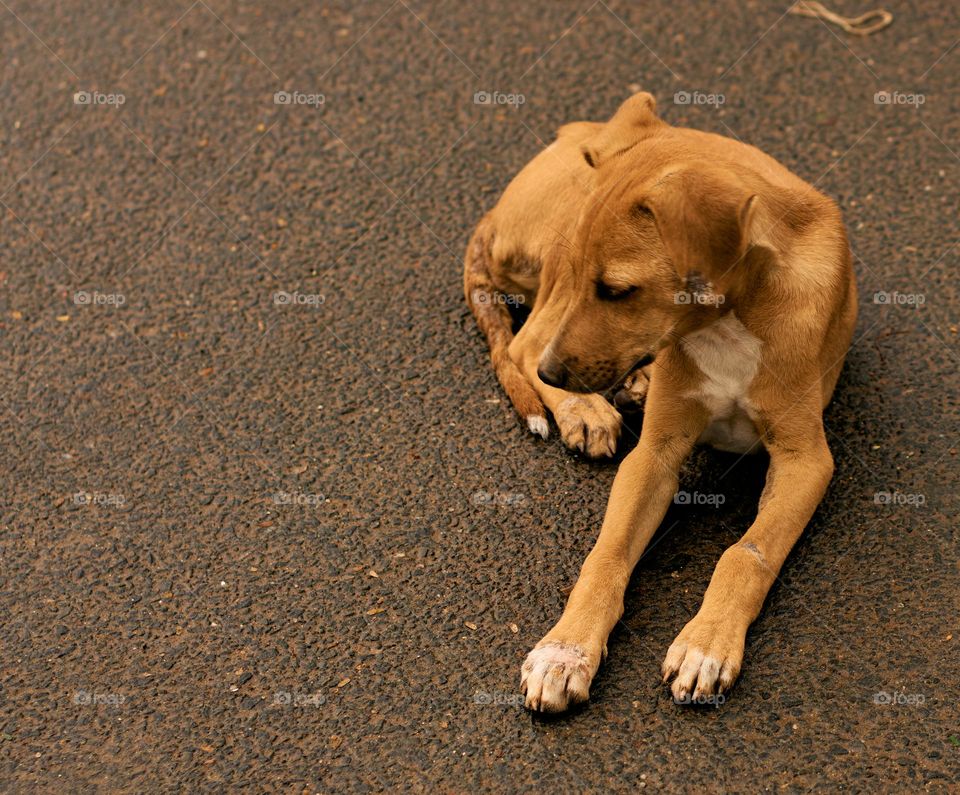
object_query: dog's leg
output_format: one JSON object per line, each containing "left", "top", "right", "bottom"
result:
{"left": 662, "top": 389, "right": 834, "bottom": 703}
{"left": 464, "top": 221, "right": 546, "bottom": 430}
{"left": 521, "top": 360, "right": 710, "bottom": 711}
{"left": 509, "top": 323, "right": 623, "bottom": 458}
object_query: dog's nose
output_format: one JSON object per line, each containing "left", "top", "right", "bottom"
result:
{"left": 537, "top": 358, "right": 568, "bottom": 388}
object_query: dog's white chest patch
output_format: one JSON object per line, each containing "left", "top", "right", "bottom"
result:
{"left": 682, "top": 314, "right": 763, "bottom": 453}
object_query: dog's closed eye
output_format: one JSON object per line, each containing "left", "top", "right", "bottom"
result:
{"left": 596, "top": 281, "right": 639, "bottom": 301}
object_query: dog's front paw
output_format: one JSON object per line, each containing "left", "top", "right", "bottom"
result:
{"left": 661, "top": 610, "right": 747, "bottom": 705}
{"left": 520, "top": 640, "right": 600, "bottom": 713}
{"left": 555, "top": 395, "right": 621, "bottom": 458}
{"left": 613, "top": 368, "right": 650, "bottom": 411}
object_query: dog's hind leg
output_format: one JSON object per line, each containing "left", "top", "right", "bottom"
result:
{"left": 464, "top": 219, "right": 547, "bottom": 436}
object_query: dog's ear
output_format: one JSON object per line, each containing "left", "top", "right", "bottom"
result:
{"left": 582, "top": 92, "right": 662, "bottom": 169}
{"left": 639, "top": 169, "right": 757, "bottom": 288}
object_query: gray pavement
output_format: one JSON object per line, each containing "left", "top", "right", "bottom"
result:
{"left": 0, "top": 1, "right": 958, "bottom": 791}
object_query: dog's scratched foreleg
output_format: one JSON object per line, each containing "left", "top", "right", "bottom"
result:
{"left": 662, "top": 389, "right": 834, "bottom": 703}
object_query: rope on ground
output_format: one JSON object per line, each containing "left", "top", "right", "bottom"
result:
{"left": 788, "top": 1, "right": 893, "bottom": 36}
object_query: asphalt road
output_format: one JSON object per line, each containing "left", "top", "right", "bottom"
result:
{"left": 1, "top": 0, "right": 958, "bottom": 791}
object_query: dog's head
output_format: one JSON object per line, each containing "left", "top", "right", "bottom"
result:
{"left": 538, "top": 100, "right": 762, "bottom": 392}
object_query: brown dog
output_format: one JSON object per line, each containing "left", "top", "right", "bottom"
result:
{"left": 464, "top": 92, "right": 857, "bottom": 712}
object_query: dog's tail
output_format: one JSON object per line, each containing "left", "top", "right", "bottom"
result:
{"left": 464, "top": 220, "right": 548, "bottom": 438}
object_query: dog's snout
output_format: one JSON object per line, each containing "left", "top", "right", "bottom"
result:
{"left": 537, "top": 357, "right": 568, "bottom": 388}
